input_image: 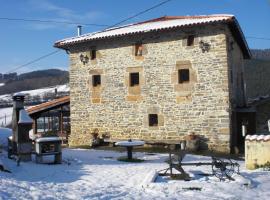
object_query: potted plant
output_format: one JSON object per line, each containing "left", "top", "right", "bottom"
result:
{"left": 185, "top": 132, "right": 200, "bottom": 151}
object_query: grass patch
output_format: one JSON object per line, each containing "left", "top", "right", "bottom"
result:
{"left": 69, "top": 145, "right": 91, "bottom": 149}
{"left": 117, "top": 157, "right": 145, "bottom": 163}
{"left": 255, "top": 161, "right": 270, "bottom": 171}
{"left": 94, "top": 145, "right": 170, "bottom": 153}
{"left": 183, "top": 187, "right": 202, "bottom": 191}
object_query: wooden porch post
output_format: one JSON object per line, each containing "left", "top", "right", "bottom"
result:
{"left": 60, "top": 107, "right": 64, "bottom": 144}
{"left": 33, "top": 118, "right": 38, "bottom": 134}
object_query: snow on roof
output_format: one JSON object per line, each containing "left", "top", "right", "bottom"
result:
{"left": 115, "top": 140, "right": 145, "bottom": 147}
{"left": 246, "top": 134, "right": 270, "bottom": 141}
{"left": 18, "top": 109, "right": 33, "bottom": 124}
{"left": 35, "top": 137, "right": 61, "bottom": 143}
{"left": 55, "top": 15, "right": 234, "bottom": 47}
{"left": 13, "top": 92, "right": 25, "bottom": 97}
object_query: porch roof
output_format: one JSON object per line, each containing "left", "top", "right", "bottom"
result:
{"left": 27, "top": 96, "right": 70, "bottom": 116}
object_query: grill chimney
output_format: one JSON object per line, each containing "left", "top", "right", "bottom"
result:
{"left": 12, "top": 93, "right": 25, "bottom": 110}
{"left": 77, "top": 25, "right": 82, "bottom": 36}
{"left": 11, "top": 92, "right": 33, "bottom": 162}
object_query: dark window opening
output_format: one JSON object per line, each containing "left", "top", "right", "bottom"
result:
{"left": 91, "top": 49, "right": 96, "bottom": 60}
{"left": 130, "top": 72, "right": 140, "bottom": 87}
{"left": 187, "top": 35, "right": 195, "bottom": 46}
{"left": 92, "top": 74, "right": 101, "bottom": 87}
{"left": 149, "top": 114, "right": 158, "bottom": 127}
{"left": 178, "top": 69, "right": 190, "bottom": 83}
{"left": 135, "top": 43, "right": 143, "bottom": 56}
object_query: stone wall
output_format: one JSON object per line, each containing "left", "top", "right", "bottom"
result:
{"left": 226, "top": 32, "right": 245, "bottom": 108}
{"left": 67, "top": 23, "right": 241, "bottom": 152}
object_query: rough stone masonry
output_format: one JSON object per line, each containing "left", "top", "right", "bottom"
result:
{"left": 57, "top": 19, "right": 248, "bottom": 153}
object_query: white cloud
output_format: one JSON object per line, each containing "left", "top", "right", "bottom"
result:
{"left": 26, "top": 0, "right": 106, "bottom": 30}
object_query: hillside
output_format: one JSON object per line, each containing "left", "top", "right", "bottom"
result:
{"left": 0, "top": 69, "right": 68, "bottom": 95}
{"left": 245, "top": 59, "right": 270, "bottom": 99}
{"left": 251, "top": 49, "right": 270, "bottom": 61}
{"left": 0, "top": 84, "right": 69, "bottom": 108}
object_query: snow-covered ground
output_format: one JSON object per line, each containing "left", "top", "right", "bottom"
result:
{"left": 0, "top": 148, "right": 269, "bottom": 200}
{"left": 0, "top": 84, "right": 69, "bottom": 101}
{"left": 19, "top": 84, "right": 69, "bottom": 97}
{"left": 0, "top": 128, "right": 12, "bottom": 148}
{"left": 0, "top": 107, "right": 13, "bottom": 127}
{"left": 0, "top": 83, "right": 5, "bottom": 87}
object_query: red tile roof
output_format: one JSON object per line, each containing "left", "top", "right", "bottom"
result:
{"left": 27, "top": 96, "right": 70, "bottom": 115}
{"left": 135, "top": 15, "right": 234, "bottom": 24}
{"left": 54, "top": 14, "right": 250, "bottom": 58}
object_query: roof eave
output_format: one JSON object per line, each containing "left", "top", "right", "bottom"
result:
{"left": 227, "top": 18, "right": 251, "bottom": 59}
{"left": 54, "top": 17, "right": 251, "bottom": 59}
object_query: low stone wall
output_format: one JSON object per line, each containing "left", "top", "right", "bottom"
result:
{"left": 245, "top": 134, "right": 270, "bottom": 169}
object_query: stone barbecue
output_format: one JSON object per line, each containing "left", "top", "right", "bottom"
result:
{"left": 35, "top": 137, "right": 62, "bottom": 164}
{"left": 8, "top": 93, "right": 33, "bottom": 161}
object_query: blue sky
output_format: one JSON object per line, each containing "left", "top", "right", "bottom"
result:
{"left": 0, "top": 0, "right": 269, "bottom": 74}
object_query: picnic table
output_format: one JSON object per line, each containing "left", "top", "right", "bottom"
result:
{"left": 115, "top": 140, "right": 145, "bottom": 160}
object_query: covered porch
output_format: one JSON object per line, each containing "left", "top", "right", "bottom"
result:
{"left": 27, "top": 96, "right": 70, "bottom": 144}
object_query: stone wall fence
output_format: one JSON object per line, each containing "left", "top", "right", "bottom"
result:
{"left": 245, "top": 135, "right": 270, "bottom": 169}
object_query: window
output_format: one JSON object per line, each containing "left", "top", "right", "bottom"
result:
{"left": 135, "top": 43, "right": 143, "bottom": 56}
{"left": 130, "top": 72, "right": 139, "bottom": 87}
{"left": 91, "top": 49, "right": 96, "bottom": 60}
{"left": 149, "top": 114, "right": 158, "bottom": 127}
{"left": 178, "top": 69, "right": 190, "bottom": 83}
{"left": 187, "top": 35, "right": 195, "bottom": 46}
{"left": 92, "top": 74, "right": 101, "bottom": 87}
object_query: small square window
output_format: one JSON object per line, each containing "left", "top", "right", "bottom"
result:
{"left": 187, "top": 35, "right": 195, "bottom": 46}
{"left": 149, "top": 114, "right": 158, "bottom": 127}
{"left": 91, "top": 49, "right": 96, "bottom": 60}
{"left": 135, "top": 43, "right": 143, "bottom": 56}
{"left": 130, "top": 72, "right": 139, "bottom": 87}
{"left": 178, "top": 69, "right": 190, "bottom": 83}
{"left": 92, "top": 74, "right": 101, "bottom": 87}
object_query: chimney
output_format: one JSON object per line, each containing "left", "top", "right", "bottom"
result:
{"left": 77, "top": 25, "right": 82, "bottom": 36}
{"left": 13, "top": 93, "right": 25, "bottom": 110}
{"left": 12, "top": 93, "right": 25, "bottom": 128}
{"left": 11, "top": 92, "right": 33, "bottom": 162}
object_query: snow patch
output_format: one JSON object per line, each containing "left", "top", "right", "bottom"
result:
{"left": 141, "top": 170, "right": 159, "bottom": 188}
{"left": 115, "top": 140, "right": 145, "bottom": 146}
{"left": 0, "top": 127, "right": 12, "bottom": 148}
{"left": 0, "top": 107, "right": 13, "bottom": 127}
{"left": 0, "top": 84, "right": 69, "bottom": 101}
{"left": 246, "top": 134, "right": 270, "bottom": 141}
{"left": 18, "top": 109, "right": 32, "bottom": 124}
{"left": 35, "top": 137, "right": 61, "bottom": 142}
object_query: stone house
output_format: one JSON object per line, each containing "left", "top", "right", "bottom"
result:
{"left": 54, "top": 15, "right": 251, "bottom": 153}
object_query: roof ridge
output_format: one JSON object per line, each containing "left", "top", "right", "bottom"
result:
{"left": 135, "top": 14, "right": 234, "bottom": 25}
{"left": 55, "top": 14, "right": 234, "bottom": 45}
